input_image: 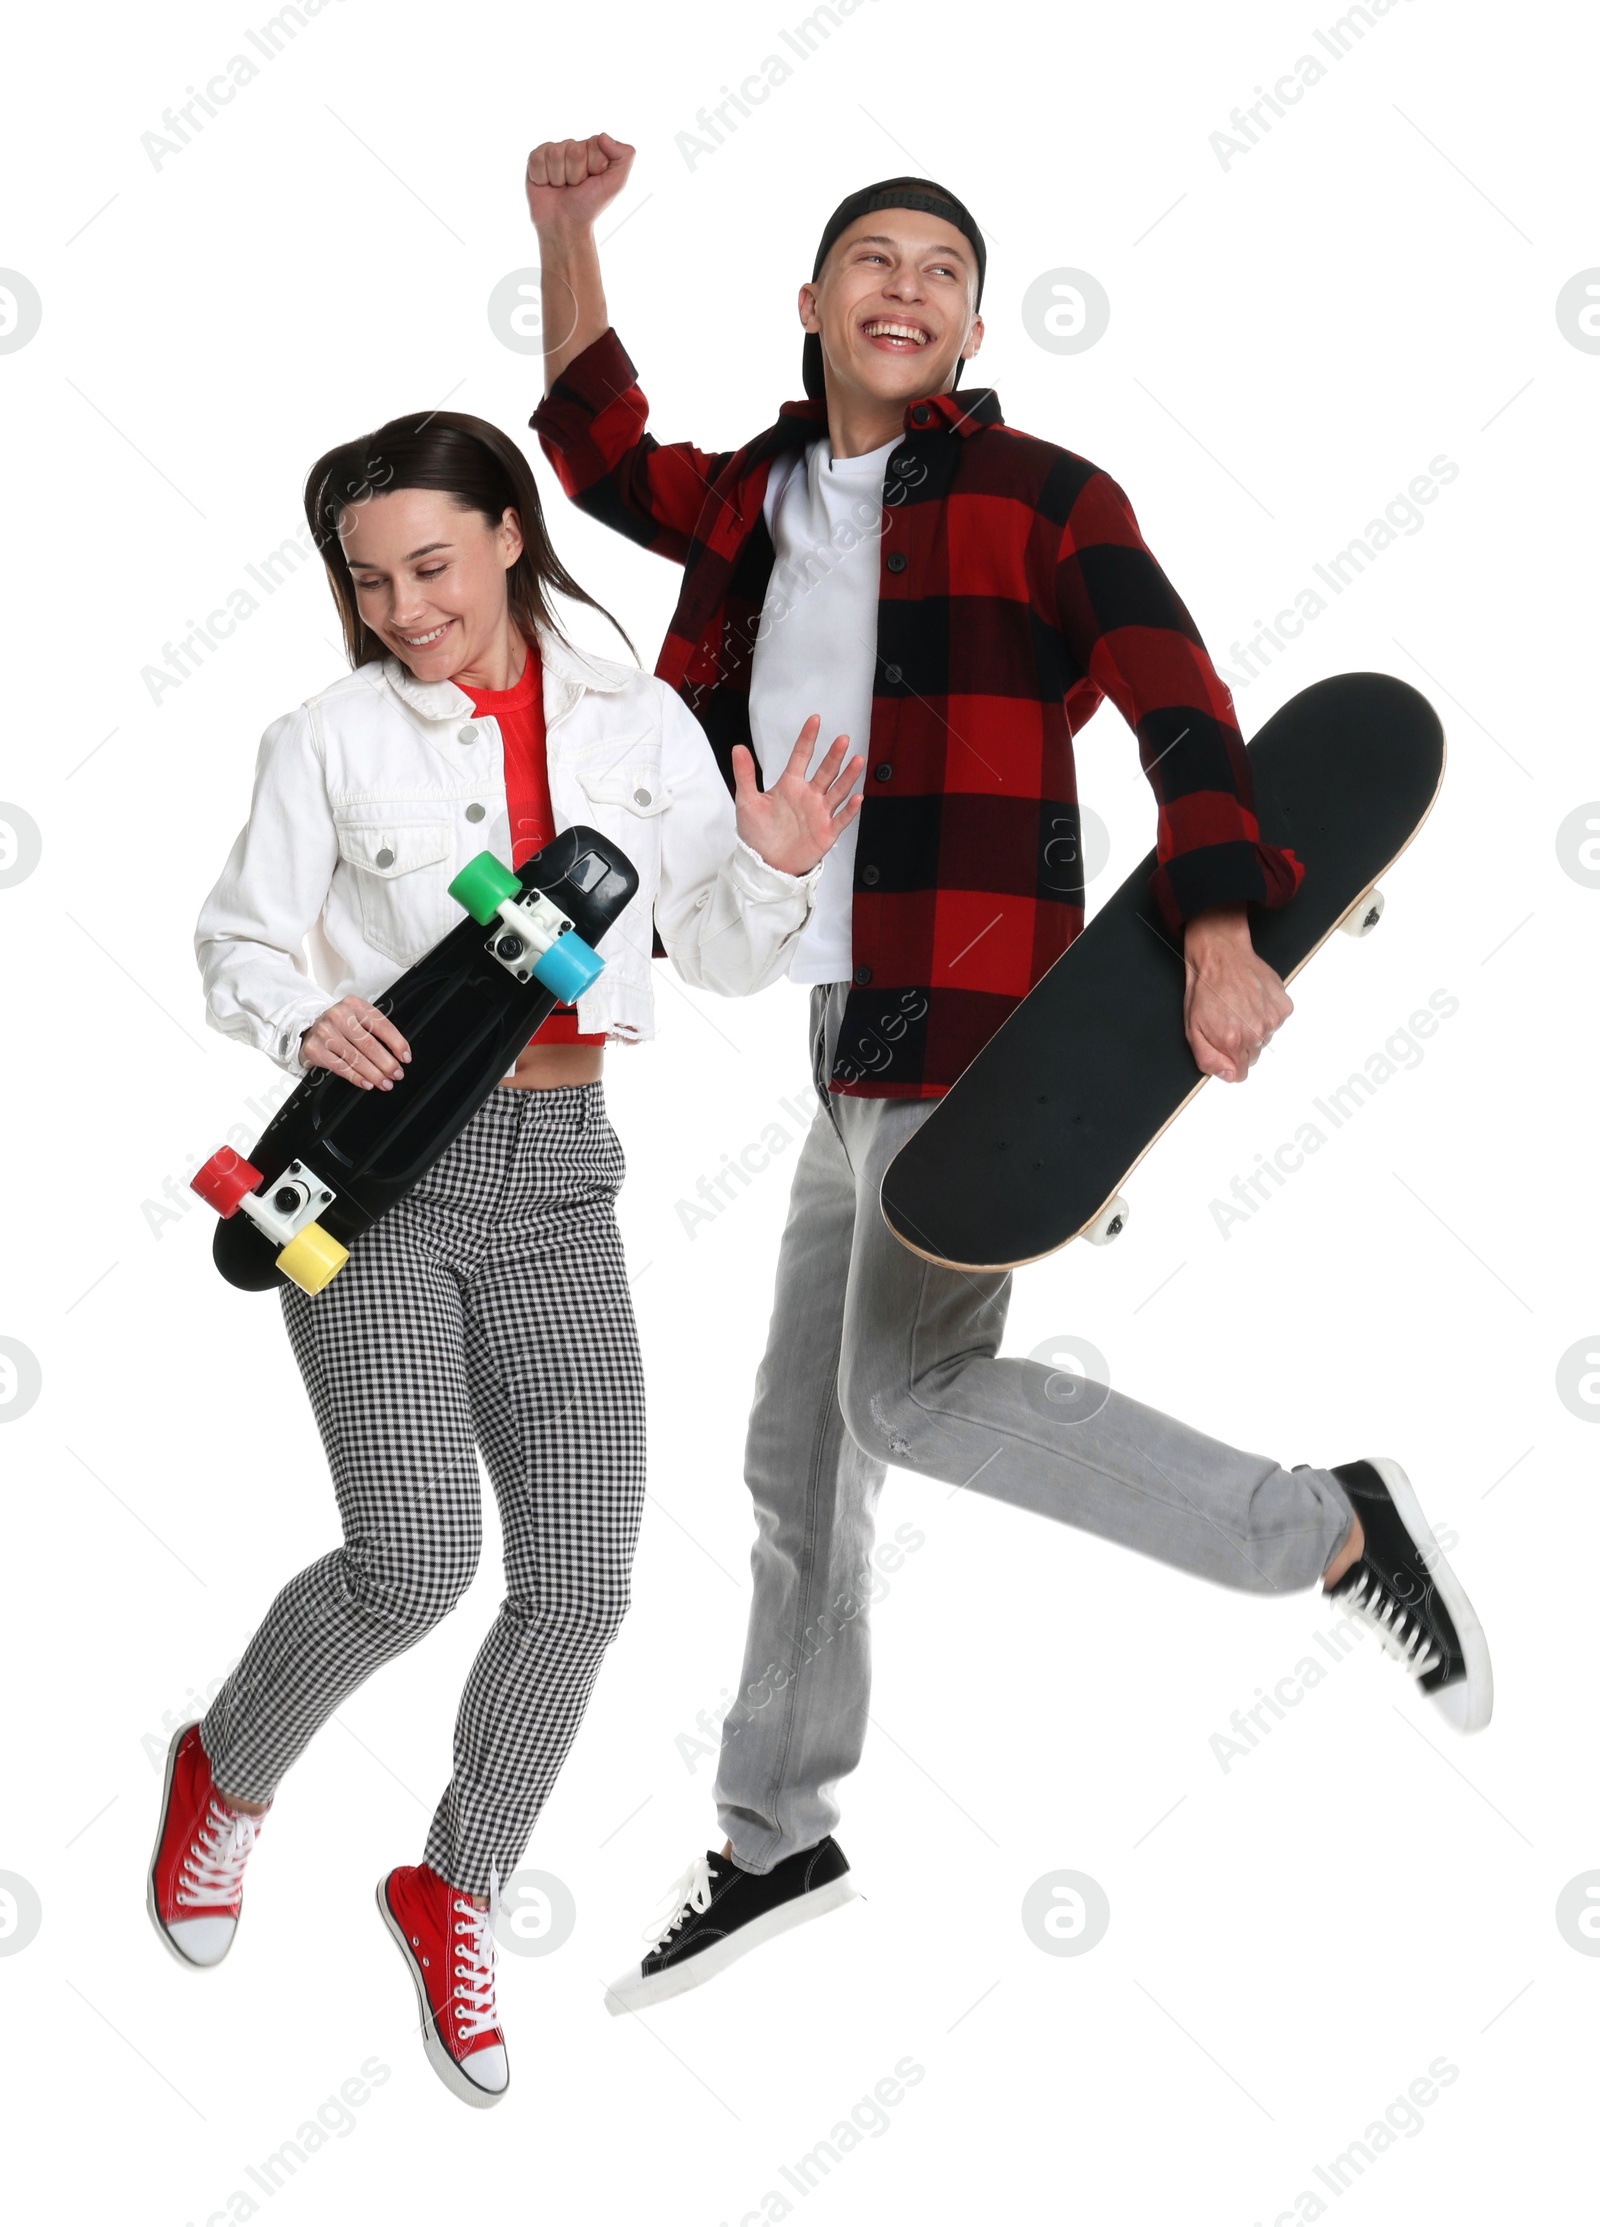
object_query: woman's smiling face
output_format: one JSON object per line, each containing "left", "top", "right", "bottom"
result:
{"left": 339, "top": 486, "right": 523, "bottom": 682}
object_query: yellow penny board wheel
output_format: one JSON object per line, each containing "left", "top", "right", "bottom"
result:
{"left": 275, "top": 1222, "right": 350, "bottom": 1295}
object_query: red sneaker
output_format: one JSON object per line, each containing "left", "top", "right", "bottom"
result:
{"left": 146, "top": 1721, "right": 264, "bottom": 1969}
{"left": 377, "top": 1864, "right": 509, "bottom": 2107}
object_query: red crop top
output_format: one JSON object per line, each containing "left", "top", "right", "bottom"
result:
{"left": 459, "top": 640, "right": 605, "bottom": 1048}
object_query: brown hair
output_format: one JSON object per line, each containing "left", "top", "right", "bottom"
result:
{"left": 303, "top": 409, "right": 636, "bottom": 667}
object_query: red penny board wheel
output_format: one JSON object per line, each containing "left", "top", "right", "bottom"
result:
{"left": 191, "top": 1148, "right": 263, "bottom": 1218}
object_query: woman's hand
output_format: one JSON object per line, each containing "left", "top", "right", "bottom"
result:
{"left": 732, "top": 717, "right": 865, "bottom": 878}
{"left": 300, "top": 996, "right": 412, "bottom": 1090}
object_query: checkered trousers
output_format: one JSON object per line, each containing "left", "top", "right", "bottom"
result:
{"left": 199, "top": 1082, "right": 646, "bottom": 1898}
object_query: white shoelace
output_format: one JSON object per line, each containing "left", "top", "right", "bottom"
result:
{"left": 178, "top": 1798, "right": 260, "bottom": 1907}
{"left": 643, "top": 1853, "right": 715, "bottom": 1953}
{"left": 1340, "top": 1569, "right": 1442, "bottom": 1679}
{"left": 450, "top": 1895, "right": 499, "bottom": 2042}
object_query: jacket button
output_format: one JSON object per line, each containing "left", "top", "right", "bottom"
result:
{"left": 885, "top": 664, "right": 902, "bottom": 683}
{"left": 886, "top": 551, "right": 907, "bottom": 574}
{"left": 375, "top": 847, "right": 395, "bottom": 868}
{"left": 465, "top": 803, "right": 486, "bottom": 822}
{"left": 910, "top": 405, "right": 931, "bottom": 426}
{"left": 873, "top": 762, "right": 893, "bottom": 782}
{"left": 633, "top": 786, "right": 652, "bottom": 806}
{"left": 853, "top": 964, "right": 873, "bottom": 985}
{"left": 458, "top": 724, "right": 479, "bottom": 744}
{"left": 862, "top": 864, "right": 880, "bottom": 886}
{"left": 892, "top": 455, "right": 916, "bottom": 477}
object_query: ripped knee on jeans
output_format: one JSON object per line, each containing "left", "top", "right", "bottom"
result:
{"left": 867, "top": 1389, "right": 914, "bottom": 1460}
{"left": 839, "top": 1365, "right": 916, "bottom": 1460}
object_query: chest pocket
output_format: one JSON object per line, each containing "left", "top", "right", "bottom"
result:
{"left": 574, "top": 762, "right": 675, "bottom": 819}
{"left": 334, "top": 818, "right": 455, "bottom": 967}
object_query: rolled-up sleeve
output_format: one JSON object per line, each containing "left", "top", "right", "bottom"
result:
{"left": 194, "top": 707, "right": 340, "bottom": 1073}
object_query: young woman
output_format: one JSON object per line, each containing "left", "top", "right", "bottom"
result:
{"left": 148, "top": 410, "right": 863, "bottom": 2108}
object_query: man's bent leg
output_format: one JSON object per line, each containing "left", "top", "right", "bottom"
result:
{"left": 834, "top": 1097, "right": 1353, "bottom": 1594}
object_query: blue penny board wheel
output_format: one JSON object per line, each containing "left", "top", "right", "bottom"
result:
{"left": 531, "top": 930, "right": 604, "bottom": 1004}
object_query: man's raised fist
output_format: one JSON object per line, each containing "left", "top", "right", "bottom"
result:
{"left": 525, "top": 133, "right": 635, "bottom": 232}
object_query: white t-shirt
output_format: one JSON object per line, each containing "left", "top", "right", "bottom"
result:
{"left": 748, "top": 434, "right": 899, "bottom": 984}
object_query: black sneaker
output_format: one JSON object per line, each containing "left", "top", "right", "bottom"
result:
{"left": 1327, "top": 1458, "right": 1492, "bottom": 1732}
{"left": 605, "top": 1838, "right": 858, "bottom": 2014}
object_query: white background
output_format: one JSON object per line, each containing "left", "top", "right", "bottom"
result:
{"left": 1, "top": 1, "right": 1595, "bottom": 2221}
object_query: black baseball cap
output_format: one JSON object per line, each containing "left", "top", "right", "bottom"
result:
{"left": 802, "top": 176, "right": 986, "bottom": 400}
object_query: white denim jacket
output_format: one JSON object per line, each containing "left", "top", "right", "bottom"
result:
{"left": 195, "top": 627, "right": 820, "bottom": 1074}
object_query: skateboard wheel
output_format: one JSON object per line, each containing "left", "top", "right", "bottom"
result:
{"left": 1083, "top": 1194, "right": 1130, "bottom": 1247}
{"left": 275, "top": 1222, "right": 350, "bottom": 1296}
{"left": 190, "top": 1148, "right": 263, "bottom": 1218}
{"left": 531, "top": 931, "right": 603, "bottom": 1004}
{"left": 449, "top": 851, "right": 521, "bottom": 927}
{"left": 1340, "top": 886, "right": 1384, "bottom": 937}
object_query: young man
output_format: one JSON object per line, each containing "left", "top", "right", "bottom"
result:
{"left": 524, "top": 134, "right": 1493, "bottom": 2012}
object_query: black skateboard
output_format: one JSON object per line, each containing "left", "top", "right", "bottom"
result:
{"left": 879, "top": 673, "right": 1445, "bottom": 1272}
{"left": 193, "top": 828, "right": 638, "bottom": 1293}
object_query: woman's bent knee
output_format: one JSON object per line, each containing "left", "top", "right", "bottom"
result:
{"left": 340, "top": 1540, "right": 479, "bottom": 1642}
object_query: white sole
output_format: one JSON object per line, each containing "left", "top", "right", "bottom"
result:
{"left": 604, "top": 1872, "right": 860, "bottom": 2016}
{"left": 146, "top": 1719, "right": 237, "bottom": 1972}
{"left": 375, "top": 1877, "right": 508, "bottom": 2110}
{"left": 1368, "top": 1456, "right": 1494, "bottom": 1733}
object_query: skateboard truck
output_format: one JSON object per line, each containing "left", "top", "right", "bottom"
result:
{"left": 190, "top": 1150, "right": 350, "bottom": 1295}
{"left": 448, "top": 851, "right": 605, "bottom": 1003}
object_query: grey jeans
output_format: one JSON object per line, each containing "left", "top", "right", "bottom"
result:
{"left": 714, "top": 984, "right": 1356, "bottom": 1872}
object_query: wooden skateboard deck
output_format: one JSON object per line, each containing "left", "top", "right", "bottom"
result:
{"left": 210, "top": 827, "right": 637, "bottom": 1292}
{"left": 879, "top": 673, "right": 1445, "bottom": 1272}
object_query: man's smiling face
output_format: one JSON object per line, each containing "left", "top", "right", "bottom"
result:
{"left": 800, "top": 210, "right": 983, "bottom": 409}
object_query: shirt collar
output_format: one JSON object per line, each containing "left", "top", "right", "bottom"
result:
{"left": 768, "top": 384, "right": 1003, "bottom": 451}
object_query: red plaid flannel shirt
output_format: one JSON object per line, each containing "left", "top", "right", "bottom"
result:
{"left": 533, "top": 328, "right": 1301, "bottom": 1098}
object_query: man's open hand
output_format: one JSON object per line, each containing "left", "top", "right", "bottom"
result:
{"left": 525, "top": 133, "right": 635, "bottom": 236}
{"left": 1182, "top": 904, "right": 1293, "bottom": 1082}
